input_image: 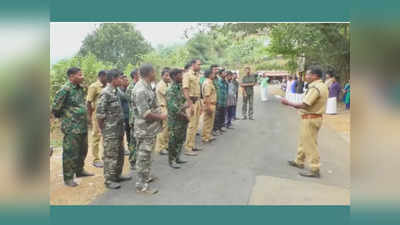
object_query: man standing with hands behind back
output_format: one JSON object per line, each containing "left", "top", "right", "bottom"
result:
{"left": 183, "top": 59, "right": 203, "bottom": 156}
{"left": 281, "top": 65, "right": 328, "bottom": 178}
{"left": 240, "top": 66, "right": 257, "bottom": 120}
{"left": 87, "top": 70, "right": 107, "bottom": 168}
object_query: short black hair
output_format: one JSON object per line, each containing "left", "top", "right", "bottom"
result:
{"left": 204, "top": 69, "right": 212, "bottom": 78}
{"left": 169, "top": 68, "right": 183, "bottom": 80}
{"left": 308, "top": 65, "right": 323, "bottom": 77}
{"left": 210, "top": 64, "right": 219, "bottom": 70}
{"left": 130, "top": 69, "right": 138, "bottom": 79}
{"left": 161, "top": 67, "right": 170, "bottom": 76}
{"left": 139, "top": 64, "right": 154, "bottom": 78}
{"left": 106, "top": 69, "right": 120, "bottom": 82}
{"left": 184, "top": 63, "right": 191, "bottom": 70}
{"left": 98, "top": 70, "right": 107, "bottom": 77}
{"left": 67, "top": 67, "right": 81, "bottom": 77}
{"left": 226, "top": 71, "right": 233, "bottom": 76}
{"left": 190, "top": 59, "right": 200, "bottom": 65}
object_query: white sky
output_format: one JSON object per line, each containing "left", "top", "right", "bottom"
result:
{"left": 50, "top": 22, "right": 199, "bottom": 64}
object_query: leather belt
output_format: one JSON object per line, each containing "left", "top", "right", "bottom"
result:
{"left": 190, "top": 97, "right": 199, "bottom": 103}
{"left": 301, "top": 114, "right": 322, "bottom": 119}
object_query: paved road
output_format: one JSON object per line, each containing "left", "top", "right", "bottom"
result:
{"left": 92, "top": 87, "right": 350, "bottom": 205}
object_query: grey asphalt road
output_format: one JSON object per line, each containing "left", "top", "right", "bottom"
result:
{"left": 91, "top": 87, "right": 350, "bottom": 205}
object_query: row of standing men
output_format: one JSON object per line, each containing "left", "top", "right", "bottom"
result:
{"left": 51, "top": 60, "right": 258, "bottom": 194}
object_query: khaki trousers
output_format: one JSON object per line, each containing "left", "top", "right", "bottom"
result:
{"left": 184, "top": 100, "right": 201, "bottom": 151}
{"left": 201, "top": 104, "right": 216, "bottom": 142}
{"left": 295, "top": 117, "right": 323, "bottom": 172}
{"left": 90, "top": 113, "right": 102, "bottom": 162}
{"left": 155, "top": 106, "right": 169, "bottom": 153}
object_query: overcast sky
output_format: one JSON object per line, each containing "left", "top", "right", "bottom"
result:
{"left": 50, "top": 22, "right": 199, "bottom": 64}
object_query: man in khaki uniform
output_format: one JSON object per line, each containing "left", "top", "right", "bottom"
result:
{"left": 201, "top": 69, "right": 217, "bottom": 143}
{"left": 281, "top": 65, "right": 328, "bottom": 178}
{"left": 155, "top": 68, "right": 171, "bottom": 155}
{"left": 183, "top": 59, "right": 202, "bottom": 156}
{"left": 87, "top": 70, "right": 107, "bottom": 168}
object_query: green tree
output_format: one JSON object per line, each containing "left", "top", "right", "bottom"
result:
{"left": 50, "top": 53, "right": 112, "bottom": 103}
{"left": 78, "top": 23, "right": 152, "bottom": 70}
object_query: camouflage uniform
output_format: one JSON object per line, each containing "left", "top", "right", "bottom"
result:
{"left": 51, "top": 81, "right": 88, "bottom": 181}
{"left": 96, "top": 84, "right": 125, "bottom": 182}
{"left": 241, "top": 74, "right": 257, "bottom": 119}
{"left": 131, "top": 79, "right": 162, "bottom": 190}
{"left": 166, "top": 81, "right": 188, "bottom": 163}
{"left": 126, "top": 81, "right": 137, "bottom": 167}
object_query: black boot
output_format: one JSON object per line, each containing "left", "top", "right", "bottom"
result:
{"left": 176, "top": 159, "right": 187, "bottom": 164}
{"left": 169, "top": 161, "right": 181, "bottom": 169}
{"left": 76, "top": 169, "right": 94, "bottom": 177}
{"left": 64, "top": 179, "right": 78, "bottom": 187}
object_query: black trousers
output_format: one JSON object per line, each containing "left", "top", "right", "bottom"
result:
{"left": 213, "top": 106, "right": 226, "bottom": 131}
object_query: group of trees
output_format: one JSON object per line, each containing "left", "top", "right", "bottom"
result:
{"left": 50, "top": 23, "right": 350, "bottom": 102}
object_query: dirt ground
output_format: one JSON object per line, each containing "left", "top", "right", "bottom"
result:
{"left": 50, "top": 119, "right": 131, "bottom": 205}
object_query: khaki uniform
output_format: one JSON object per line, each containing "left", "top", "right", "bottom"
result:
{"left": 201, "top": 78, "right": 217, "bottom": 142}
{"left": 295, "top": 79, "right": 329, "bottom": 172}
{"left": 155, "top": 79, "right": 169, "bottom": 153}
{"left": 87, "top": 80, "right": 104, "bottom": 163}
{"left": 183, "top": 69, "right": 201, "bottom": 151}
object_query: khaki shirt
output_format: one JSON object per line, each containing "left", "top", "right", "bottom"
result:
{"left": 87, "top": 80, "right": 104, "bottom": 110}
{"left": 156, "top": 79, "right": 169, "bottom": 107}
{"left": 300, "top": 79, "right": 329, "bottom": 115}
{"left": 202, "top": 78, "right": 217, "bottom": 104}
{"left": 182, "top": 69, "right": 201, "bottom": 97}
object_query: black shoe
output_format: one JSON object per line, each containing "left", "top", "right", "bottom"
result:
{"left": 249, "top": 117, "right": 254, "bottom": 120}
{"left": 299, "top": 170, "right": 320, "bottom": 178}
{"left": 76, "top": 170, "right": 94, "bottom": 177}
{"left": 169, "top": 161, "right": 181, "bottom": 169}
{"left": 193, "top": 147, "right": 202, "bottom": 151}
{"left": 64, "top": 179, "right": 78, "bottom": 187}
{"left": 288, "top": 160, "right": 304, "bottom": 169}
{"left": 130, "top": 163, "right": 136, "bottom": 170}
{"left": 176, "top": 159, "right": 187, "bottom": 164}
{"left": 212, "top": 131, "right": 220, "bottom": 136}
{"left": 105, "top": 180, "right": 121, "bottom": 189}
{"left": 241, "top": 117, "right": 247, "bottom": 120}
{"left": 117, "top": 175, "right": 132, "bottom": 182}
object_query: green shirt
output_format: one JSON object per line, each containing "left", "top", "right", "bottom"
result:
{"left": 241, "top": 74, "right": 257, "bottom": 96}
{"left": 51, "top": 81, "right": 88, "bottom": 134}
{"left": 167, "top": 82, "right": 188, "bottom": 128}
{"left": 216, "top": 76, "right": 228, "bottom": 107}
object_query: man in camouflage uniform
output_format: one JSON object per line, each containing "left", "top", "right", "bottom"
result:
{"left": 240, "top": 66, "right": 257, "bottom": 120}
{"left": 96, "top": 69, "right": 132, "bottom": 189}
{"left": 132, "top": 64, "right": 166, "bottom": 194}
{"left": 282, "top": 65, "right": 329, "bottom": 178}
{"left": 51, "top": 67, "right": 93, "bottom": 187}
{"left": 166, "top": 68, "right": 189, "bottom": 169}
{"left": 127, "top": 69, "right": 139, "bottom": 169}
